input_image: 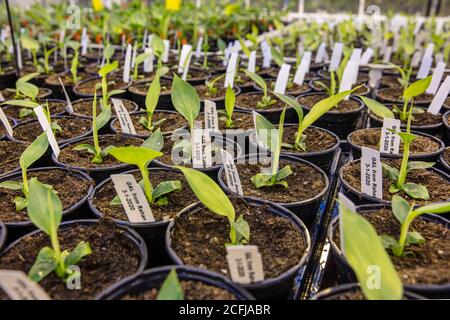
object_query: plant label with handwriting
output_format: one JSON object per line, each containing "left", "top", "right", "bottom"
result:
{"left": 379, "top": 118, "right": 401, "bottom": 155}
{"left": 58, "top": 77, "right": 74, "bottom": 113}
{"left": 247, "top": 50, "right": 256, "bottom": 73}
{"left": 221, "top": 149, "right": 243, "bottom": 195}
{"left": 226, "top": 245, "right": 264, "bottom": 284}
{"left": 34, "top": 105, "right": 60, "bottom": 158}
{"left": 224, "top": 52, "right": 238, "bottom": 88}
{"left": 361, "top": 146, "right": 383, "bottom": 199}
{"left": 273, "top": 63, "right": 291, "bottom": 94}
{"left": 428, "top": 76, "right": 450, "bottom": 115}
{"left": 0, "top": 270, "right": 51, "bottom": 300}
{"left": 204, "top": 100, "right": 219, "bottom": 133}
{"left": 329, "top": 42, "right": 343, "bottom": 71}
{"left": 111, "top": 98, "right": 136, "bottom": 134}
{"left": 123, "top": 44, "right": 132, "bottom": 83}
{"left": 293, "top": 51, "right": 311, "bottom": 85}
{"left": 0, "top": 107, "right": 13, "bottom": 137}
{"left": 111, "top": 174, "right": 155, "bottom": 223}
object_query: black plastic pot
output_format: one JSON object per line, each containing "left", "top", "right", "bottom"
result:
{"left": 163, "top": 67, "right": 211, "bottom": 86}
{"left": 376, "top": 87, "right": 433, "bottom": 106}
{"left": 310, "top": 283, "right": 425, "bottom": 300}
{"left": 2, "top": 98, "right": 67, "bottom": 123}
{"left": 128, "top": 79, "right": 172, "bottom": 110}
{"left": 443, "top": 110, "right": 450, "bottom": 145}
{"left": 339, "top": 159, "right": 450, "bottom": 205}
{"left": 248, "top": 124, "right": 340, "bottom": 170}
{"left": 165, "top": 197, "right": 311, "bottom": 299}
{"left": 217, "top": 154, "right": 329, "bottom": 227}
{"left": 73, "top": 77, "right": 131, "bottom": 99}
{"left": 438, "top": 147, "right": 450, "bottom": 174}
{"left": 328, "top": 204, "right": 450, "bottom": 298}
{"left": 69, "top": 97, "right": 139, "bottom": 120}
{"left": 0, "top": 66, "right": 17, "bottom": 89}
{"left": 0, "top": 116, "right": 17, "bottom": 141}
{"left": 0, "top": 220, "right": 6, "bottom": 252}
{"left": 95, "top": 265, "right": 254, "bottom": 300}
{"left": 0, "top": 167, "right": 94, "bottom": 244}
{"left": 297, "top": 92, "right": 365, "bottom": 139}
{"left": 196, "top": 84, "right": 242, "bottom": 109}
{"left": 347, "top": 128, "right": 446, "bottom": 162}
{"left": 308, "top": 78, "right": 371, "bottom": 96}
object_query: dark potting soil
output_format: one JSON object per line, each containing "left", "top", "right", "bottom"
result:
{"left": 194, "top": 85, "right": 228, "bottom": 101}
{"left": 13, "top": 117, "right": 92, "bottom": 143}
{"left": 0, "top": 87, "right": 51, "bottom": 100}
{"left": 350, "top": 128, "right": 441, "bottom": 155}
{"left": 0, "top": 141, "right": 26, "bottom": 176}
{"left": 217, "top": 112, "right": 255, "bottom": 131}
{"left": 318, "top": 72, "right": 369, "bottom": 84}
{"left": 170, "top": 198, "right": 305, "bottom": 279}
{"left": 129, "top": 79, "right": 172, "bottom": 96}
{"left": 342, "top": 160, "right": 450, "bottom": 204}
{"left": 0, "top": 169, "right": 92, "bottom": 223}
{"left": 221, "top": 159, "right": 326, "bottom": 203}
{"left": 2, "top": 100, "right": 66, "bottom": 120}
{"left": 72, "top": 98, "right": 136, "bottom": 117}
{"left": 166, "top": 68, "right": 209, "bottom": 81}
{"left": 122, "top": 280, "right": 236, "bottom": 300}
{"left": 93, "top": 170, "right": 197, "bottom": 222}
{"left": 269, "top": 82, "right": 310, "bottom": 96}
{"left": 45, "top": 72, "right": 91, "bottom": 86}
{"left": 443, "top": 148, "right": 450, "bottom": 166}
{"left": 380, "top": 75, "right": 402, "bottom": 88}
{"left": 370, "top": 108, "right": 442, "bottom": 126}
{"left": 112, "top": 112, "right": 187, "bottom": 135}
{"left": 444, "top": 97, "right": 450, "bottom": 109}
{"left": 235, "top": 93, "right": 285, "bottom": 112}
{"left": 282, "top": 126, "right": 338, "bottom": 153}
{"left": 298, "top": 94, "right": 361, "bottom": 112}
{"left": 217, "top": 73, "right": 253, "bottom": 88}
{"left": 333, "top": 208, "right": 450, "bottom": 286}
{"left": 311, "top": 79, "right": 369, "bottom": 95}
{"left": 0, "top": 219, "right": 142, "bottom": 300}
{"left": 376, "top": 87, "right": 434, "bottom": 104}
{"left": 75, "top": 75, "right": 129, "bottom": 95}
{"left": 58, "top": 135, "right": 144, "bottom": 169}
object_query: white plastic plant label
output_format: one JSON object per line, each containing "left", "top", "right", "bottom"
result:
{"left": 162, "top": 40, "right": 170, "bottom": 63}
{"left": 428, "top": 76, "right": 450, "bottom": 115}
{"left": 0, "top": 90, "right": 5, "bottom": 102}
{"left": 338, "top": 60, "right": 358, "bottom": 99}
{"left": 81, "top": 27, "right": 88, "bottom": 55}
{"left": 224, "top": 52, "right": 238, "bottom": 88}
{"left": 379, "top": 118, "right": 401, "bottom": 155}
{"left": 0, "top": 108, "right": 13, "bottom": 137}
{"left": 226, "top": 245, "right": 264, "bottom": 284}
{"left": 338, "top": 192, "right": 356, "bottom": 255}
{"left": 33, "top": 105, "right": 60, "bottom": 158}
{"left": 315, "top": 42, "right": 326, "bottom": 63}
{"left": 178, "top": 44, "right": 193, "bottom": 80}
{"left": 111, "top": 98, "right": 136, "bottom": 135}
{"left": 360, "top": 48, "right": 374, "bottom": 65}
{"left": 248, "top": 50, "right": 256, "bottom": 73}
{"left": 221, "top": 149, "right": 243, "bottom": 195}
{"left": 349, "top": 48, "right": 362, "bottom": 63}
{"left": 360, "top": 146, "right": 383, "bottom": 200}
{"left": 411, "top": 51, "right": 422, "bottom": 68}
{"left": 192, "top": 121, "right": 205, "bottom": 169}
{"left": 261, "top": 41, "right": 271, "bottom": 68}
{"left": 423, "top": 43, "right": 435, "bottom": 59}
{"left": 293, "top": 51, "right": 311, "bottom": 85}
{"left": 123, "top": 44, "right": 132, "bottom": 83}
{"left": 273, "top": 63, "right": 291, "bottom": 94}
{"left": 111, "top": 174, "right": 155, "bottom": 223}
{"left": 426, "top": 61, "right": 446, "bottom": 95}
{"left": 143, "top": 47, "right": 154, "bottom": 73}
{"left": 58, "top": 77, "right": 73, "bottom": 114}
{"left": 416, "top": 56, "right": 433, "bottom": 79}
{"left": 204, "top": 100, "right": 219, "bottom": 132}
{"left": 131, "top": 42, "right": 138, "bottom": 68}
{"left": 0, "top": 270, "right": 51, "bottom": 300}
{"left": 195, "top": 36, "right": 203, "bottom": 58}
{"left": 382, "top": 46, "right": 392, "bottom": 63}
{"left": 17, "top": 42, "right": 23, "bottom": 70}
{"left": 329, "top": 42, "right": 343, "bottom": 72}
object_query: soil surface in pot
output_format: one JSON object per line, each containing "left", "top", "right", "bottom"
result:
{"left": 58, "top": 135, "right": 143, "bottom": 169}
{"left": 349, "top": 128, "right": 441, "bottom": 154}
{"left": 236, "top": 93, "right": 285, "bottom": 111}
{"left": 13, "top": 117, "right": 92, "bottom": 143}
{"left": 217, "top": 73, "right": 253, "bottom": 88}
{"left": 194, "top": 85, "right": 229, "bottom": 101}
{"left": 377, "top": 87, "right": 434, "bottom": 104}
{"left": 93, "top": 170, "right": 197, "bottom": 222}
{"left": 45, "top": 71, "right": 91, "bottom": 86}
{"left": 443, "top": 148, "right": 450, "bottom": 165}
{"left": 0, "top": 141, "right": 27, "bottom": 176}
{"left": 311, "top": 80, "right": 369, "bottom": 95}
{"left": 370, "top": 108, "right": 442, "bottom": 127}
{"left": 112, "top": 112, "right": 187, "bottom": 136}
{"left": 75, "top": 75, "right": 128, "bottom": 96}
{"left": 0, "top": 219, "right": 142, "bottom": 300}
{"left": 298, "top": 94, "right": 360, "bottom": 112}
{"left": 268, "top": 81, "right": 310, "bottom": 96}
{"left": 380, "top": 75, "right": 402, "bottom": 88}
{"left": 2, "top": 100, "right": 66, "bottom": 120}
{"left": 281, "top": 126, "right": 338, "bottom": 153}
{"left": 171, "top": 198, "right": 305, "bottom": 279}
{"left": 122, "top": 280, "right": 236, "bottom": 300}
{"left": 217, "top": 112, "right": 254, "bottom": 131}
{"left": 333, "top": 208, "right": 450, "bottom": 286}
{"left": 129, "top": 79, "right": 172, "bottom": 96}
{"left": 72, "top": 98, "right": 136, "bottom": 117}
{"left": 166, "top": 68, "right": 209, "bottom": 82}
{"left": 221, "top": 159, "right": 326, "bottom": 203}
{"left": 342, "top": 159, "right": 450, "bottom": 204}
{"left": 0, "top": 87, "right": 51, "bottom": 100}
{"left": 0, "top": 169, "right": 92, "bottom": 223}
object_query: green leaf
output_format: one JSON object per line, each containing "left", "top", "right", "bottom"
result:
{"left": 359, "top": 96, "right": 395, "bottom": 119}
{"left": 413, "top": 201, "right": 450, "bottom": 215}
{"left": 251, "top": 173, "right": 274, "bottom": 189}
{"left": 1, "top": 100, "right": 39, "bottom": 108}
{"left": 403, "top": 76, "right": 432, "bottom": 100}
{"left": 107, "top": 89, "right": 126, "bottom": 98}
{"left": 274, "top": 165, "right": 293, "bottom": 181}
{"left": 340, "top": 201, "right": 403, "bottom": 300}
{"left": 382, "top": 163, "right": 400, "bottom": 181}
{"left": 176, "top": 166, "right": 235, "bottom": 223}
{"left": 28, "top": 247, "right": 57, "bottom": 282}
{"left": 407, "top": 161, "right": 435, "bottom": 171}
{"left": 135, "top": 53, "right": 151, "bottom": 66}
{"left": 27, "top": 178, "right": 62, "bottom": 236}
{"left": 397, "top": 132, "right": 417, "bottom": 145}
{"left": 152, "top": 36, "right": 164, "bottom": 57}
{"left": 20, "top": 34, "right": 40, "bottom": 52}
{"left": 20, "top": 133, "right": 49, "bottom": 171}
{"left": 14, "top": 196, "right": 28, "bottom": 211}
{"left": 275, "top": 93, "right": 303, "bottom": 125}
{"left": 145, "top": 75, "right": 161, "bottom": 115}
{"left": 0, "top": 180, "right": 23, "bottom": 190}
{"left": 254, "top": 111, "right": 276, "bottom": 150}
{"left": 141, "top": 128, "right": 164, "bottom": 151}
{"left": 391, "top": 195, "right": 411, "bottom": 224}
{"left": 103, "top": 45, "right": 115, "bottom": 62}
{"left": 232, "top": 215, "right": 250, "bottom": 244}
{"left": 19, "top": 108, "right": 34, "bottom": 119}
{"left": 405, "top": 231, "right": 425, "bottom": 246}
{"left": 64, "top": 241, "right": 92, "bottom": 268}
{"left": 225, "top": 85, "right": 235, "bottom": 119}
{"left": 72, "top": 143, "right": 96, "bottom": 155}
{"left": 17, "top": 81, "right": 39, "bottom": 100}
{"left": 157, "top": 269, "right": 184, "bottom": 300}
{"left": 171, "top": 74, "right": 200, "bottom": 130}
{"left": 271, "top": 46, "right": 284, "bottom": 67}
{"left": 243, "top": 70, "right": 266, "bottom": 93}
{"left": 152, "top": 180, "right": 182, "bottom": 200}
{"left": 108, "top": 146, "right": 162, "bottom": 168}
{"left": 98, "top": 61, "right": 118, "bottom": 78}
{"left": 17, "top": 72, "right": 40, "bottom": 84}
{"left": 95, "top": 106, "right": 112, "bottom": 130}
{"left": 402, "top": 182, "right": 430, "bottom": 200}
{"left": 217, "top": 38, "right": 226, "bottom": 52}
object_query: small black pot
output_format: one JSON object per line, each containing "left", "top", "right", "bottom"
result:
{"left": 347, "top": 128, "right": 446, "bottom": 162}
{"left": 128, "top": 79, "right": 172, "bottom": 110}
{"left": 308, "top": 78, "right": 371, "bottom": 96}
{"left": 0, "top": 167, "right": 94, "bottom": 244}
{"left": 0, "top": 67, "right": 17, "bottom": 89}
{"left": 297, "top": 92, "right": 365, "bottom": 139}
{"left": 95, "top": 265, "right": 255, "bottom": 300}
{"left": 328, "top": 204, "right": 450, "bottom": 298}
{"left": 443, "top": 110, "right": 450, "bottom": 145}
{"left": 163, "top": 67, "right": 211, "bottom": 86}
{"left": 73, "top": 77, "right": 131, "bottom": 99}
{"left": 438, "top": 147, "right": 450, "bottom": 174}
{"left": 197, "top": 84, "right": 242, "bottom": 109}
{"left": 0, "top": 220, "right": 6, "bottom": 252}
{"left": 165, "top": 197, "right": 311, "bottom": 299}
{"left": 217, "top": 154, "right": 329, "bottom": 226}
{"left": 310, "top": 283, "right": 425, "bottom": 300}
{"left": 375, "top": 87, "right": 433, "bottom": 106}
{"left": 2, "top": 98, "right": 67, "bottom": 123}
{"left": 248, "top": 125, "right": 340, "bottom": 170}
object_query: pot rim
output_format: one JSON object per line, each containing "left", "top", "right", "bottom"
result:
{"left": 297, "top": 91, "right": 365, "bottom": 115}
{"left": 68, "top": 97, "right": 139, "bottom": 118}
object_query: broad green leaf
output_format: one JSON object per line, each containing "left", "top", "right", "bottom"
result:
{"left": 14, "top": 196, "right": 28, "bottom": 211}
{"left": 391, "top": 195, "right": 411, "bottom": 224}
{"left": 397, "top": 132, "right": 417, "bottom": 145}
{"left": 108, "top": 146, "right": 162, "bottom": 167}
{"left": 98, "top": 61, "right": 118, "bottom": 78}
{"left": 217, "top": 38, "right": 226, "bottom": 52}
{"left": 103, "top": 45, "right": 115, "bottom": 61}
{"left": 1, "top": 100, "right": 39, "bottom": 108}
{"left": 274, "top": 165, "right": 292, "bottom": 181}
{"left": 402, "top": 182, "right": 430, "bottom": 200}
{"left": 19, "top": 108, "right": 34, "bottom": 119}
{"left": 152, "top": 36, "right": 164, "bottom": 57}
{"left": 107, "top": 89, "right": 126, "bottom": 98}
{"left": 232, "top": 215, "right": 250, "bottom": 243}
{"left": 17, "top": 72, "right": 40, "bottom": 84}
{"left": 251, "top": 173, "right": 274, "bottom": 189}
{"left": 359, "top": 96, "right": 395, "bottom": 119}
{"left": 0, "top": 180, "right": 23, "bottom": 190}
{"left": 413, "top": 201, "right": 450, "bottom": 215}
{"left": 64, "top": 241, "right": 92, "bottom": 268}
{"left": 27, "top": 178, "right": 62, "bottom": 236}
{"left": 275, "top": 93, "right": 303, "bottom": 125}
{"left": 152, "top": 180, "right": 182, "bottom": 200}
{"left": 28, "top": 247, "right": 57, "bottom": 282}
{"left": 407, "top": 161, "right": 435, "bottom": 171}
{"left": 20, "top": 133, "right": 49, "bottom": 171}
{"left": 225, "top": 85, "right": 235, "bottom": 118}
{"left": 382, "top": 163, "right": 400, "bottom": 181}
{"left": 20, "top": 34, "right": 40, "bottom": 52}
{"left": 135, "top": 53, "right": 151, "bottom": 66}
{"left": 176, "top": 166, "right": 235, "bottom": 223}
{"left": 157, "top": 269, "right": 184, "bottom": 300}
{"left": 95, "top": 107, "right": 112, "bottom": 130}
{"left": 171, "top": 74, "right": 200, "bottom": 130}
{"left": 271, "top": 46, "right": 284, "bottom": 67}
{"left": 403, "top": 76, "right": 432, "bottom": 100}
{"left": 243, "top": 70, "right": 266, "bottom": 93}
{"left": 405, "top": 231, "right": 425, "bottom": 246}
{"left": 141, "top": 128, "right": 164, "bottom": 151}
{"left": 17, "top": 81, "right": 39, "bottom": 100}
{"left": 72, "top": 143, "right": 96, "bottom": 155}
{"left": 145, "top": 76, "right": 161, "bottom": 115}
{"left": 238, "top": 36, "right": 251, "bottom": 58}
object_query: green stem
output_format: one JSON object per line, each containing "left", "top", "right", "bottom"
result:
{"left": 47, "top": 191, "right": 63, "bottom": 275}
{"left": 92, "top": 93, "right": 101, "bottom": 161}
{"left": 397, "top": 140, "right": 410, "bottom": 188}
{"left": 397, "top": 206, "right": 417, "bottom": 256}
{"left": 22, "top": 169, "right": 29, "bottom": 197}
{"left": 140, "top": 165, "right": 153, "bottom": 204}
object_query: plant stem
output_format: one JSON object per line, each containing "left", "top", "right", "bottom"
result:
{"left": 48, "top": 191, "right": 63, "bottom": 275}
{"left": 397, "top": 206, "right": 417, "bottom": 256}
{"left": 22, "top": 169, "right": 29, "bottom": 197}
{"left": 140, "top": 165, "right": 153, "bottom": 203}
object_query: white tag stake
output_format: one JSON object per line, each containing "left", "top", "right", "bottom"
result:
{"left": 195, "top": 36, "right": 203, "bottom": 58}
{"left": 315, "top": 42, "right": 326, "bottom": 63}
{"left": 192, "top": 121, "right": 204, "bottom": 169}
{"left": 178, "top": 44, "right": 193, "bottom": 74}
{"left": 360, "top": 48, "right": 374, "bottom": 65}
{"left": 339, "top": 61, "right": 358, "bottom": 99}
{"left": 143, "top": 47, "right": 154, "bottom": 73}
{"left": 81, "top": 27, "right": 88, "bottom": 55}
{"left": 360, "top": 147, "right": 383, "bottom": 200}
{"left": 111, "top": 98, "right": 136, "bottom": 134}
{"left": 293, "top": 51, "right": 311, "bottom": 85}
{"left": 0, "top": 108, "right": 13, "bottom": 137}
{"left": 261, "top": 42, "right": 272, "bottom": 68}
{"left": 273, "top": 64, "right": 291, "bottom": 94}
{"left": 224, "top": 52, "right": 238, "bottom": 88}
{"left": 162, "top": 40, "right": 170, "bottom": 63}
{"left": 0, "top": 270, "right": 51, "bottom": 300}
{"left": 123, "top": 44, "right": 132, "bottom": 83}
{"left": 379, "top": 118, "right": 401, "bottom": 155}
{"left": 416, "top": 56, "right": 433, "bottom": 79}
{"left": 221, "top": 149, "right": 243, "bottom": 195}
{"left": 58, "top": 77, "right": 73, "bottom": 114}
{"left": 329, "top": 42, "right": 343, "bottom": 72}
{"left": 248, "top": 50, "right": 256, "bottom": 73}
{"left": 111, "top": 174, "right": 155, "bottom": 223}
{"left": 33, "top": 106, "right": 60, "bottom": 158}
{"left": 382, "top": 46, "right": 392, "bottom": 63}
{"left": 338, "top": 192, "right": 356, "bottom": 255}
{"left": 428, "top": 76, "right": 450, "bottom": 115}
{"left": 226, "top": 245, "right": 264, "bottom": 284}
{"left": 204, "top": 100, "right": 219, "bottom": 132}
{"left": 426, "top": 61, "right": 446, "bottom": 95}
